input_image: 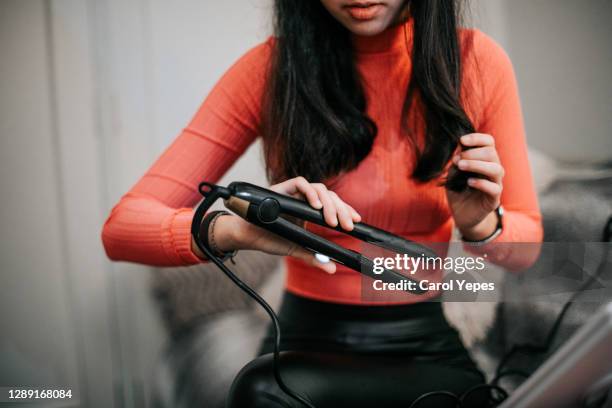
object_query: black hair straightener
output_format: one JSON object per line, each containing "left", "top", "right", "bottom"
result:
{"left": 192, "top": 181, "right": 437, "bottom": 294}
{"left": 190, "top": 181, "right": 436, "bottom": 407}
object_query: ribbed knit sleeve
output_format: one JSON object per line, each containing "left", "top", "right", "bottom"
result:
{"left": 101, "top": 40, "right": 273, "bottom": 266}
{"left": 463, "top": 31, "right": 543, "bottom": 270}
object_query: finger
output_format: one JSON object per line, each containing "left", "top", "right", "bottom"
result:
{"left": 312, "top": 183, "right": 339, "bottom": 227}
{"left": 453, "top": 146, "right": 499, "bottom": 164}
{"left": 289, "top": 191, "right": 306, "bottom": 201}
{"left": 288, "top": 246, "right": 336, "bottom": 274}
{"left": 271, "top": 177, "right": 321, "bottom": 208}
{"left": 329, "top": 191, "right": 354, "bottom": 230}
{"left": 467, "top": 177, "right": 502, "bottom": 199}
{"left": 346, "top": 203, "right": 362, "bottom": 222}
{"left": 457, "top": 159, "right": 504, "bottom": 181}
{"left": 460, "top": 133, "right": 495, "bottom": 148}
{"left": 270, "top": 177, "right": 297, "bottom": 192}
{"left": 290, "top": 177, "right": 323, "bottom": 209}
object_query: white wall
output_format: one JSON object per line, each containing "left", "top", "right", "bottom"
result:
{"left": 473, "top": 0, "right": 612, "bottom": 164}
{"left": 0, "top": 0, "right": 270, "bottom": 406}
{"left": 0, "top": 1, "right": 116, "bottom": 406}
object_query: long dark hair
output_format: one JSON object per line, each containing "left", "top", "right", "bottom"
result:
{"left": 262, "top": 0, "right": 475, "bottom": 191}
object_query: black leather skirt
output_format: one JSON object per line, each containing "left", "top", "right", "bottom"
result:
{"left": 228, "top": 292, "right": 487, "bottom": 408}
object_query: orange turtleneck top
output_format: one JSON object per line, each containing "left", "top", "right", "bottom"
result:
{"left": 102, "top": 21, "right": 543, "bottom": 305}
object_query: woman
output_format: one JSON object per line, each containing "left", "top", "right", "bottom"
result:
{"left": 102, "top": 0, "right": 542, "bottom": 406}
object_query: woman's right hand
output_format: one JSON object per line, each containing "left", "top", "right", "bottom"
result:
{"left": 195, "top": 177, "right": 361, "bottom": 274}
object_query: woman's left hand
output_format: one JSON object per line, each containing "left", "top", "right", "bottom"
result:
{"left": 447, "top": 133, "right": 504, "bottom": 241}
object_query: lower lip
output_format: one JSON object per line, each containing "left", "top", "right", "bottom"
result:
{"left": 345, "top": 4, "right": 385, "bottom": 21}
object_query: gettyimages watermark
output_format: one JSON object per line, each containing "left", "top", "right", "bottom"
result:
{"left": 359, "top": 242, "right": 612, "bottom": 303}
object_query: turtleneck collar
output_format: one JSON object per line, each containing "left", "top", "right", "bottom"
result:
{"left": 351, "top": 18, "right": 413, "bottom": 54}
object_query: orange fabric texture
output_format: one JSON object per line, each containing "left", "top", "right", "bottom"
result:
{"left": 102, "top": 21, "right": 542, "bottom": 304}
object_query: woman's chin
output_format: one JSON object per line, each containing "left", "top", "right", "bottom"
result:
{"left": 343, "top": 20, "right": 390, "bottom": 37}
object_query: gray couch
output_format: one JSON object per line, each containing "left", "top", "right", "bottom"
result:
{"left": 469, "top": 177, "right": 612, "bottom": 391}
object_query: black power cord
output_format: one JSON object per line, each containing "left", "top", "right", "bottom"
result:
{"left": 192, "top": 236, "right": 316, "bottom": 408}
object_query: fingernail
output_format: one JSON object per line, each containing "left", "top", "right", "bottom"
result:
{"left": 315, "top": 253, "right": 330, "bottom": 264}
{"left": 452, "top": 155, "right": 460, "bottom": 164}
{"left": 461, "top": 135, "right": 470, "bottom": 143}
{"left": 458, "top": 160, "right": 467, "bottom": 169}
{"left": 314, "top": 200, "right": 322, "bottom": 208}
{"left": 468, "top": 178, "right": 476, "bottom": 186}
